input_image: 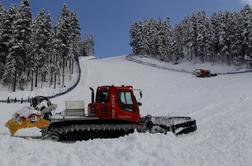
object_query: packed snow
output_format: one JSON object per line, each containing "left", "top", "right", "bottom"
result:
{"left": 1, "top": 56, "right": 252, "bottom": 166}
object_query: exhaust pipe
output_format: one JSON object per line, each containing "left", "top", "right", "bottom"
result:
{"left": 89, "top": 87, "right": 94, "bottom": 103}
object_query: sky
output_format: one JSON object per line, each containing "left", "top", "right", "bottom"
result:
{"left": 0, "top": 0, "right": 249, "bottom": 58}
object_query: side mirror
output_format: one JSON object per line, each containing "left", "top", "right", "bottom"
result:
{"left": 138, "top": 102, "right": 142, "bottom": 106}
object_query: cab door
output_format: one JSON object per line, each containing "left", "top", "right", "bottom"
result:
{"left": 116, "top": 90, "right": 140, "bottom": 123}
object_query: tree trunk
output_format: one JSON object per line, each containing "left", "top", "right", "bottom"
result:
{"left": 44, "top": 74, "right": 46, "bottom": 82}
{"left": 54, "top": 73, "right": 57, "bottom": 89}
{"left": 31, "top": 70, "right": 33, "bottom": 91}
{"left": 71, "top": 59, "right": 74, "bottom": 74}
{"left": 41, "top": 75, "right": 44, "bottom": 88}
{"left": 13, "top": 70, "right": 17, "bottom": 92}
{"left": 58, "top": 70, "right": 61, "bottom": 85}
{"left": 50, "top": 70, "right": 53, "bottom": 88}
{"left": 62, "top": 56, "right": 65, "bottom": 87}
{"left": 35, "top": 67, "right": 38, "bottom": 87}
{"left": 69, "top": 59, "right": 71, "bottom": 70}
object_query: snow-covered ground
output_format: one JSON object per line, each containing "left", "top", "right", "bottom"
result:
{"left": 1, "top": 55, "right": 252, "bottom": 166}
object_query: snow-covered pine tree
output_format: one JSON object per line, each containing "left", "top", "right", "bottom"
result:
{"left": 195, "top": 11, "right": 208, "bottom": 63}
{"left": 190, "top": 14, "right": 199, "bottom": 63}
{"left": 172, "top": 24, "right": 184, "bottom": 64}
{"left": 69, "top": 12, "right": 81, "bottom": 77}
{"left": 230, "top": 12, "right": 243, "bottom": 66}
{"left": 55, "top": 4, "right": 72, "bottom": 87}
{"left": 1, "top": 5, "right": 25, "bottom": 92}
{"left": 83, "top": 34, "right": 95, "bottom": 57}
{"left": 241, "top": 5, "right": 252, "bottom": 67}
{"left": 221, "top": 11, "right": 240, "bottom": 66}
{"left": 17, "top": 0, "right": 32, "bottom": 68}
{"left": 210, "top": 12, "right": 223, "bottom": 63}
{"left": 10, "top": 0, "right": 32, "bottom": 91}
{"left": 158, "top": 18, "right": 173, "bottom": 62}
{"left": 179, "top": 17, "right": 193, "bottom": 61}
{"left": 0, "top": 5, "right": 18, "bottom": 67}
{"left": 51, "top": 28, "right": 61, "bottom": 89}
{"left": 170, "top": 30, "right": 178, "bottom": 64}
{"left": 152, "top": 19, "right": 163, "bottom": 58}
{"left": 44, "top": 13, "right": 58, "bottom": 88}
{"left": 31, "top": 9, "right": 53, "bottom": 90}
{"left": 142, "top": 19, "right": 156, "bottom": 56}
{"left": 130, "top": 20, "right": 145, "bottom": 55}
{"left": 1, "top": 5, "right": 17, "bottom": 83}
{"left": 150, "top": 19, "right": 161, "bottom": 57}
{"left": 69, "top": 12, "right": 81, "bottom": 56}
{"left": 2, "top": 51, "right": 17, "bottom": 88}
{"left": 0, "top": 3, "right": 5, "bottom": 78}
{"left": 80, "top": 40, "right": 87, "bottom": 56}
{"left": 204, "top": 15, "right": 214, "bottom": 63}
{"left": 217, "top": 11, "right": 238, "bottom": 65}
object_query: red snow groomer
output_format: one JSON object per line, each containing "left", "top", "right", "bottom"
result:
{"left": 40, "top": 85, "right": 197, "bottom": 141}
{"left": 193, "top": 69, "right": 217, "bottom": 78}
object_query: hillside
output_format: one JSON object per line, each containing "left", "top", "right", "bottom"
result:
{"left": 0, "top": 56, "right": 252, "bottom": 166}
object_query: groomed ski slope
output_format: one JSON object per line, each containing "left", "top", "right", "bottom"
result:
{"left": 1, "top": 56, "right": 252, "bottom": 166}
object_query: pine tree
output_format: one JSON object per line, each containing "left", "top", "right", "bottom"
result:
{"left": 31, "top": 9, "right": 53, "bottom": 89}
{"left": 241, "top": 5, "right": 252, "bottom": 67}
{"left": 180, "top": 17, "right": 193, "bottom": 61}
{"left": 83, "top": 34, "right": 95, "bottom": 56}
{"left": 230, "top": 12, "right": 243, "bottom": 66}
{"left": 142, "top": 19, "right": 157, "bottom": 56}
{"left": 17, "top": 0, "right": 32, "bottom": 70}
{"left": 204, "top": 15, "right": 214, "bottom": 63}
{"left": 158, "top": 18, "right": 173, "bottom": 61}
{"left": 130, "top": 20, "right": 144, "bottom": 55}
{"left": 0, "top": 3, "right": 5, "bottom": 78}
{"left": 80, "top": 40, "right": 87, "bottom": 56}
{"left": 55, "top": 4, "right": 72, "bottom": 87}
{"left": 195, "top": 11, "right": 210, "bottom": 63}
{"left": 172, "top": 25, "right": 184, "bottom": 64}
{"left": 1, "top": 5, "right": 20, "bottom": 92}
{"left": 3, "top": 0, "right": 32, "bottom": 91}
{"left": 0, "top": 5, "right": 17, "bottom": 66}
{"left": 52, "top": 28, "right": 61, "bottom": 89}
{"left": 8, "top": 0, "right": 32, "bottom": 91}
{"left": 211, "top": 12, "right": 218, "bottom": 63}
{"left": 190, "top": 14, "right": 198, "bottom": 63}
{"left": 69, "top": 12, "right": 81, "bottom": 77}
{"left": 69, "top": 12, "right": 81, "bottom": 56}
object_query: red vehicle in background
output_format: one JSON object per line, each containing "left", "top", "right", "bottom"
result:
{"left": 193, "top": 69, "right": 217, "bottom": 78}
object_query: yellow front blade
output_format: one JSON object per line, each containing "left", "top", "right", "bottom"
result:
{"left": 5, "top": 118, "right": 50, "bottom": 136}
{"left": 5, "top": 119, "right": 20, "bottom": 136}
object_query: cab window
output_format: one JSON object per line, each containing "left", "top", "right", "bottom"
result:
{"left": 118, "top": 91, "right": 134, "bottom": 112}
{"left": 96, "top": 90, "right": 109, "bottom": 103}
